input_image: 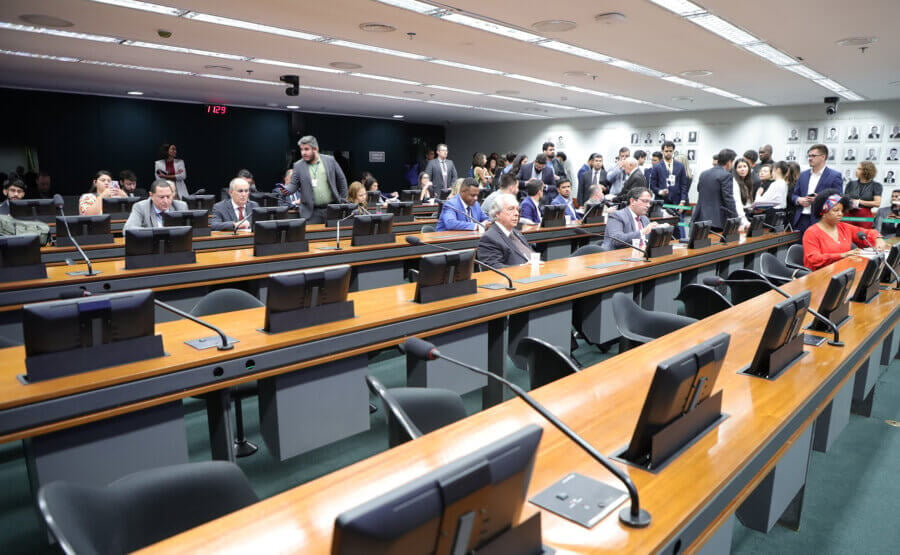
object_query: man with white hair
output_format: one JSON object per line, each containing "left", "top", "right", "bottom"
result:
{"left": 476, "top": 193, "right": 536, "bottom": 268}
{"left": 211, "top": 177, "right": 259, "bottom": 231}
{"left": 616, "top": 156, "right": 647, "bottom": 201}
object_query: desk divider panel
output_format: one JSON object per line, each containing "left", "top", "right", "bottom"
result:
{"left": 508, "top": 302, "right": 573, "bottom": 371}
{"left": 349, "top": 261, "right": 405, "bottom": 291}
{"left": 573, "top": 286, "right": 635, "bottom": 346}
{"left": 641, "top": 273, "right": 680, "bottom": 314}
{"left": 813, "top": 378, "right": 853, "bottom": 453}
{"left": 696, "top": 514, "right": 736, "bottom": 555}
{"left": 406, "top": 324, "right": 488, "bottom": 395}
{"left": 851, "top": 342, "right": 885, "bottom": 417}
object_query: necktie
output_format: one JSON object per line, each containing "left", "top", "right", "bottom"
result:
{"left": 593, "top": 170, "right": 599, "bottom": 185}
{"left": 635, "top": 216, "right": 643, "bottom": 232}
{"left": 237, "top": 206, "right": 244, "bottom": 222}
{"left": 156, "top": 211, "right": 163, "bottom": 227}
{"left": 512, "top": 232, "right": 532, "bottom": 261}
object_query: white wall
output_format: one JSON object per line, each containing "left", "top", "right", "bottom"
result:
{"left": 447, "top": 100, "right": 900, "bottom": 205}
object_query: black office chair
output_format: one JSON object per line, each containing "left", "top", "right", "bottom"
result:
{"left": 785, "top": 244, "right": 807, "bottom": 273}
{"left": 570, "top": 244, "right": 604, "bottom": 257}
{"left": 611, "top": 292, "right": 697, "bottom": 351}
{"left": 38, "top": 461, "right": 258, "bottom": 555}
{"left": 726, "top": 269, "right": 773, "bottom": 304}
{"left": 514, "top": 336, "right": 580, "bottom": 389}
{"left": 190, "top": 288, "right": 264, "bottom": 458}
{"left": 761, "top": 252, "right": 808, "bottom": 285}
{"left": 420, "top": 224, "right": 436, "bottom": 233}
{"left": 674, "top": 283, "right": 733, "bottom": 319}
{"left": 366, "top": 375, "right": 467, "bottom": 448}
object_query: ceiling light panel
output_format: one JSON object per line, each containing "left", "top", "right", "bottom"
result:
{"left": 429, "top": 59, "right": 505, "bottom": 75}
{"left": 122, "top": 40, "right": 249, "bottom": 60}
{"left": 181, "top": 12, "right": 322, "bottom": 40}
{"left": 439, "top": 13, "right": 544, "bottom": 43}
{"left": 425, "top": 85, "right": 482, "bottom": 95}
{"left": 253, "top": 59, "right": 345, "bottom": 73}
{"left": 646, "top": 0, "right": 706, "bottom": 17}
{"left": 90, "top": 0, "right": 187, "bottom": 16}
{"left": 662, "top": 76, "right": 706, "bottom": 88}
{"left": 0, "top": 49, "right": 80, "bottom": 63}
{"left": 349, "top": 72, "right": 421, "bottom": 85}
{"left": 0, "top": 22, "right": 121, "bottom": 43}
{"left": 781, "top": 64, "right": 825, "bottom": 80}
{"left": 685, "top": 14, "right": 758, "bottom": 46}
{"left": 607, "top": 60, "right": 667, "bottom": 78}
{"left": 743, "top": 43, "right": 796, "bottom": 66}
{"left": 327, "top": 40, "right": 427, "bottom": 60}
{"left": 538, "top": 41, "right": 613, "bottom": 62}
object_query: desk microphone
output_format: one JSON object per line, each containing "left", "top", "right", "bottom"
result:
{"left": 571, "top": 227, "right": 651, "bottom": 261}
{"left": 708, "top": 230, "right": 730, "bottom": 243}
{"left": 439, "top": 200, "right": 485, "bottom": 231}
{"left": 231, "top": 213, "right": 252, "bottom": 235}
{"left": 54, "top": 194, "right": 100, "bottom": 276}
{"left": 856, "top": 232, "right": 899, "bottom": 288}
{"left": 761, "top": 222, "right": 779, "bottom": 232}
{"left": 194, "top": 189, "right": 206, "bottom": 195}
{"left": 405, "top": 235, "right": 515, "bottom": 290}
{"left": 318, "top": 212, "right": 357, "bottom": 251}
{"left": 398, "top": 337, "right": 651, "bottom": 528}
{"left": 578, "top": 201, "right": 605, "bottom": 222}
{"left": 702, "top": 276, "right": 843, "bottom": 346}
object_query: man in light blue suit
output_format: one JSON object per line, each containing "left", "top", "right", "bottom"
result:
{"left": 436, "top": 178, "right": 489, "bottom": 231}
{"left": 790, "top": 143, "right": 843, "bottom": 233}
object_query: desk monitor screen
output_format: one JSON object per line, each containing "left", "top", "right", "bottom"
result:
{"left": 809, "top": 267, "right": 855, "bottom": 332}
{"left": 399, "top": 190, "right": 419, "bottom": 203}
{"left": 764, "top": 208, "right": 786, "bottom": 229}
{"left": 747, "top": 214, "right": 765, "bottom": 236}
{"left": 417, "top": 250, "right": 475, "bottom": 288}
{"left": 101, "top": 196, "right": 140, "bottom": 217}
{"left": 438, "top": 188, "right": 452, "bottom": 201}
{"left": 265, "top": 264, "right": 352, "bottom": 332}
{"left": 721, "top": 217, "right": 741, "bottom": 238}
{"left": 0, "top": 234, "right": 43, "bottom": 268}
{"left": 351, "top": 213, "right": 394, "bottom": 243}
{"left": 251, "top": 206, "right": 290, "bottom": 230}
{"left": 254, "top": 218, "right": 306, "bottom": 245}
{"left": 55, "top": 215, "right": 112, "bottom": 245}
{"left": 746, "top": 291, "right": 811, "bottom": 377}
{"left": 580, "top": 202, "right": 604, "bottom": 224}
{"left": 879, "top": 243, "right": 899, "bottom": 284}
{"left": 183, "top": 194, "right": 216, "bottom": 212}
{"left": 649, "top": 199, "right": 664, "bottom": 218}
{"left": 326, "top": 203, "right": 358, "bottom": 227}
{"left": 366, "top": 191, "right": 381, "bottom": 207}
{"left": 249, "top": 192, "right": 281, "bottom": 208}
{"left": 333, "top": 424, "right": 543, "bottom": 555}
{"left": 125, "top": 226, "right": 193, "bottom": 256}
{"left": 622, "top": 333, "right": 730, "bottom": 468}
{"left": 386, "top": 201, "right": 414, "bottom": 222}
{"left": 851, "top": 256, "right": 881, "bottom": 303}
{"left": 9, "top": 199, "right": 57, "bottom": 221}
{"left": 687, "top": 219, "right": 711, "bottom": 249}
{"left": 162, "top": 209, "right": 210, "bottom": 236}
{"left": 540, "top": 204, "right": 566, "bottom": 228}
{"left": 646, "top": 224, "right": 674, "bottom": 250}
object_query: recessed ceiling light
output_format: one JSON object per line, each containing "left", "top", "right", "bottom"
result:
{"left": 359, "top": 22, "right": 396, "bottom": 33}
{"left": 126, "top": 90, "right": 144, "bottom": 95}
{"left": 329, "top": 61, "right": 362, "bottom": 70}
{"left": 286, "top": 105, "right": 299, "bottom": 109}
{"left": 594, "top": 12, "right": 627, "bottom": 24}
{"left": 837, "top": 36, "right": 877, "bottom": 47}
{"left": 531, "top": 20, "right": 577, "bottom": 33}
{"left": 679, "top": 69, "right": 712, "bottom": 77}
{"left": 203, "top": 64, "right": 233, "bottom": 71}
{"left": 392, "top": 114, "right": 404, "bottom": 118}
{"left": 18, "top": 14, "right": 73, "bottom": 27}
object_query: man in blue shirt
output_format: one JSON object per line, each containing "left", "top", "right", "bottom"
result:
{"left": 436, "top": 178, "right": 490, "bottom": 231}
{"left": 551, "top": 179, "right": 580, "bottom": 222}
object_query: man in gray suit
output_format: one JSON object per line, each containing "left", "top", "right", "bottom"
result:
{"left": 476, "top": 193, "right": 535, "bottom": 268}
{"left": 602, "top": 187, "right": 658, "bottom": 251}
{"left": 692, "top": 148, "right": 737, "bottom": 231}
{"left": 123, "top": 179, "right": 187, "bottom": 230}
{"left": 211, "top": 177, "right": 259, "bottom": 231}
{"left": 425, "top": 143, "right": 458, "bottom": 191}
{"left": 283, "top": 135, "right": 348, "bottom": 224}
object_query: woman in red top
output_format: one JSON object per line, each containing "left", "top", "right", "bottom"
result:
{"left": 803, "top": 189, "right": 887, "bottom": 270}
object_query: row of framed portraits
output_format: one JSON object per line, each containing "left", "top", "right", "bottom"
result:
{"left": 834, "top": 165, "right": 897, "bottom": 185}
{"left": 782, "top": 144, "right": 900, "bottom": 164}
{"left": 629, "top": 130, "right": 698, "bottom": 146}
{"left": 787, "top": 123, "right": 900, "bottom": 144}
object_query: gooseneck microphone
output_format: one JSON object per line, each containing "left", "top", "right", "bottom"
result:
{"left": 571, "top": 227, "right": 651, "bottom": 261}
{"left": 317, "top": 211, "right": 358, "bottom": 251}
{"left": 703, "top": 276, "right": 843, "bottom": 346}
{"left": 54, "top": 194, "right": 100, "bottom": 276}
{"left": 231, "top": 212, "right": 252, "bottom": 235}
{"left": 708, "top": 229, "right": 729, "bottom": 243}
{"left": 398, "top": 337, "right": 651, "bottom": 528}
{"left": 856, "top": 231, "right": 899, "bottom": 288}
{"left": 405, "top": 235, "right": 515, "bottom": 290}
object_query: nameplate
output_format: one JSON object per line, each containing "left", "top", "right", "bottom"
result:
{"left": 586, "top": 261, "right": 626, "bottom": 270}
{"left": 479, "top": 282, "right": 509, "bottom": 290}
{"left": 514, "top": 273, "right": 564, "bottom": 284}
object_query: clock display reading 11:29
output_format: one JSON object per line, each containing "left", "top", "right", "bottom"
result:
{"left": 206, "top": 105, "right": 228, "bottom": 115}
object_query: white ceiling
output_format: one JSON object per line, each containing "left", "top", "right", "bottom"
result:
{"left": 0, "top": 0, "right": 898, "bottom": 124}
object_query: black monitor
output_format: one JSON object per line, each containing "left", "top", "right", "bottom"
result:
{"left": 720, "top": 217, "right": 741, "bottom": 242}
{"left": 326, "top": 203, "right": 358, "bottom": 227}
{"left": 645, "top": 224, "right": 674, "bottom": 257}
{"left": 366, "top": 191, "right": 381, "bottom": 207}
{"left": 808, "top": 268, "right": 855, "bottom": 332}
{"left": 580, "top": 202, "right": 604, "bottom": 224}
{"left": 742, "top": 291, "right": 811, "bottom": 379}
{"left": 763, "top": 208, "right": 786, "bottom": 232}
{"left": 414, "top": 249, "right": 477, "bottom": 303}
{"left": 438, "top": 188, "right": 452, "bottom": 201}
{"left": 253, "top": 219, "right": 308, "bottom": 256}
{"left": 22, "top": 290, "right": 164, "bottom": 382}
{"left": 850, "top": 256, "right": 881, "bottom": 303}
{"left": 9, "top": 199, "right": 57, "bottom": 222}
{"left": 251, "top": 206, "right": 291, "bottom": 231}
{"left": 477, "top": 188, "right": 491, "bottom": 202}
{"left": 55, "top": 215, "right": 113, "bottom": 246}
{"left": 539, "top": 204, "right": 566, "bottom": 228}
{"left": 264, "top": 265, "right": 354, "bottom": 333}
{"left": 162, "top": 209, "right": 211, "bottom": 237}
{"left": 101, "top": 196, "right": 140, "bottom": 218}
{"left": 686, "top": 219, "right": 711, "bottom": 249}
{"left": 879, "top": 243, "right": 899, "bottom": 284}
{"left": 249, "top": 192, "right": 281, "bottom": 207}
{"left": 386, "top": 201, "right": 414, "bottom": 223}
{"left": 350, "top": 214, "right": 395, "bottom": 247}
{"left": 399, "top": 190, "right": 419, "bottom": 203}
{"left": 124, "top": 226, "right": 196, "bottom": 269}
{"left": 0, "top": 234, "right": 47, "bottom": 281}
{"left": 183, "top": 194, "right": 216, "bottom": 212}
{"left": 746, "top": 214, "right": 765, "bottom": 238}
{"left": 333, "top": 425, "right": 543, "bottom": 555}
{"left": 649, "top": 199, "right": 664, "bottom": 219}
{"left": 619, "top": 333, "right": 730, "bottom": 470}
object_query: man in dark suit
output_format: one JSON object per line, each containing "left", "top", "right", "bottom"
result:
{"left": 211, "top": 177, "right": 259, "bottom": 231}
{"left": 0, "top": 179, "right": 26, "bottom": 215}
{"left": 476, "top": 193, "right": 535, "bottom": 268}
{"left": 516, "top": 153, "right": 556, "bottom": 201}
{"left": 577, "top": 152, "right": 607, "bottom": 206}
{"left": 617, "top": 156, "right": 647, "bottom": 201}
{"left": 424, "top": 143, "right": 458, "bottom": 192}
{"left": 790, "top": 143, "right": 843, "bottom": 233}
{"left": 518, "top": 179, "right": 544, "bottom": 229}
{"left": 648, "top": 141, "right": 688, "bottom": 204}
{"left": 123, "top": 179, "right": 188, "bottom": 230}
{"left": 602, "top": 187, "right": 658, "bottom": 251}
{"left": 119, "top": 170, "right": 148, "bottom": 199}
{"left": 283, "top": 135, "right": 348, "bottom": 224}
{"left": 693, "top": 148, "right": 738, "bottom": 231}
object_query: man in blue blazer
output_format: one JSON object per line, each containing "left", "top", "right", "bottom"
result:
{"left": 551, "top": 179, "right": 580, "bottom": 221}
{"left": 602, "top": 187, "right": 658, "bottom": 251}
{"left": 648, "top": 141, "right": 689, "bottom": 205}
{"left": 516, "top": 154, "right": 556, "bottom": 202}
{"left": 435, "top": 178, "right": 489, "bottom": 231}
{"left": 790, "top": 144, "right": 843, "bottom": 232}
{"left": 518, "top": 179, "right": 544, "bottom": 229}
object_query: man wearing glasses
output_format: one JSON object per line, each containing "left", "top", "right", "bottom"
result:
{"left": 602, "top": 187, "right": 658, "bottom": 251}
{"left": 790, "top": 144, "right": 843, "bottom": 233}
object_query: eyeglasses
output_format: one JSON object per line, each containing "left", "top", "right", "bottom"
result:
{"left": 808, "top": 153, "right": 825, "bottom": 158}
{"left": 636, "top": 198, "right": 652, "bottom": 204}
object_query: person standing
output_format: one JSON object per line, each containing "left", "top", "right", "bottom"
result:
{"left": 425, "top": 143, "right": 458, "bottom": 191}
{"left": 577, "top": 153, "right": 607, "bottom": 206}
{"left": 844, "top": 161, "right": 883, "bottom": 229}
{"left": 154, "top": 143, "right": 188, "bottom": 199}
{"left": 790, "top": 144, "right": 843, "bottom": 233}
{"left": 693, "top": 149, "right": 738, "bottom": 231}
{"left": 283, "top": 135, "right": 349, "bottom": 224}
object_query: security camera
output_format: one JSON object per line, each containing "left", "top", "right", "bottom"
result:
{"left": 280, "top": 74, "right": 299, "bottom": 97}
{"left": 825, "top": 96, "right": 839, "bottom": 116}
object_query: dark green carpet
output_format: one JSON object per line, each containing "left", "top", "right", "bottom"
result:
{"left": 1, "top": 342, "right": 896, "bottom": 554}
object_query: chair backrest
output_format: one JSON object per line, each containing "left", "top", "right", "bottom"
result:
{"left": 514, "top": 336, "right": 579, "bottom": 389}
{"left": 785, "top": 244, "right": 805, "bottom": 270}
{"left": 726, "top": 268, "right": 772, "bottom": 304}
{"left": 38, "top": 461, "right": 258, "bottom": 554}
{"left": 612, "top": 292, "right": 697, "bottom": 344}
{"left": 366, "top": 375, "right": 467, "bottom": 447}
{"left": 759, "top": 252, "right": 795, "bottom": 285}
{"left": 420, "top": 224, "right": 436, "bottom": 233}
{"left": 674, "top": 283, "right": 733, "bottom": 319}
{"left": 189, "top": 288, "right": 264, "bottom": 316}
{"left": 570, "top": 244, "right": 604, "bottom": 257}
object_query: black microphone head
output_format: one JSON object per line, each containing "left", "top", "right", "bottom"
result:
{"left": 406, "top": 235, "right": 422, "bottom": 245}
{"left": 857, "top": 231, "right": 867, "bottom": 241}
{"left": 52, "top": 194, "right": 64, "bottom": 208}
{"left": 194, "top": 189, "right": 206, "bottom": 195}
{"left": 702, "top": 276, "right": 724, "bottom": 287}
{"left": 399, "top": 337, "right": 439, "bottom": 360}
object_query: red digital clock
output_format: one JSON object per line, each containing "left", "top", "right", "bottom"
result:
{"left": 206, "top": 105, "right": 228, "bottom": 115}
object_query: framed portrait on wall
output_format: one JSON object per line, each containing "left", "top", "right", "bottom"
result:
{"left": 843, "top": 146, "right": 857, "bottom": 162}
{"left": 630, "top": 132, "right": 640, "bottom": 145}
{"left": 866, "top": 123, "right": 882, "bottom": 141}
{"left": 885, "top": 146, "right": 899, "bottom": 163}
{"left": 784, "top": 146, "right": 798, "bottom": 161}
{"left": 884, "top": 169, "right": 896, "bottom": 184}
{"left": 845, "top": 125, "right": 860, "bottom": 142}
{"left": 787, "top": 128, "right": 800, "bottom": 142}
{"left": 824, "top": 126, "right": 840, "bottom": 142}
{"left": 687, "top": 149, "right": 696, "bottom": 161}
{"left": 642, "top": 131, "right": 653, "bottom": 145}
{"left": 673, "top": 130, "right": 683, "bottom": 143}
{"left": 805, "top": 127, "right": 819, "bottom": 142}
{"left": 889, "top": 124, "right": 900, "bottom": 140}
{"left": 688, "top": 130, "right": 698, "bottom": 143}
{"left": 863, "top": 146, "right": 880, "bottom": 162}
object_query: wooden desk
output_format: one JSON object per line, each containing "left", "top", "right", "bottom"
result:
{"left": 138, "top": 258, "right": 899, "bottom": 554}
